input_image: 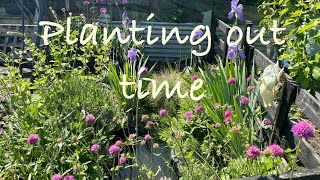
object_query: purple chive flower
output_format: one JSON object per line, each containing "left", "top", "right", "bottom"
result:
{"left": 192, "top": 29, "right": 203, "bottom": 41}
{"left": 246, "top": 145, "right": 261, "bottom": 159}
{"left": 119, "top": 156, "right": 127, "bottom": 164}
{"left": 145, "top": 134, "right": 152, "bottom": 141}
{"left": 146, "top": 121, "right": 154, "bottom": 127}
{"left": 127, "top": 48, "right": 137, "bottom": 62}
{"left": 228, "top": 0, "right": 244, "bottom": 21}
{"left": 214, "top": 103, "right": 221, "bottom": 107}
{"left": 122, "top": 0, "right": 127, "bottom": 4}
{"left": 191, "top": 75, "right": 198, "bottom": 81}
{"left": 214, "top": 123, "right": 221, "bottom": 128}
{"left": 224, "top": 116, "right": 232, "bottom": 124}
{"left": 184, "top": 111, "right": 193, "bottom": 120}
{"left": 141, "top": 114, "right": 148, "bottom": 121}
{"left": 52, "top": 174, "right": 62, "bottom": 180}
{"left": 291, "top": 121, "right": 315, "bottom": 140}
{"left": 100, "top": 7, "right": 108, "bottom": 14}
{"left": 227, "top": 77, "right": 236, "bottom": 84}
{"left": 267, "top": 144, "right": 284, "bottom": 157}
{"left": 109, "top": 144, "right": 120, "bottom": 155}
{"left": 27, "top": 134, "right": 39, "bottom": 145}
{"left": 115, "top": 0, "right": 119, "bottom": 6}
{"left": 159, "top": 109, "right": 168, "bottom": 117}
{"left": 122, "top": 11, "right": 130, "bottom": 28}
{"left": 227, "top": 44, "right": 245, "bottom": 59}
{"left": 96, "top": 0, "right": 103, "bottom": 3}
{"left": 247, "top": 75, "right": 252, "bottom": 82}
{"left": 115, "top": 140, "right": 124, "bottom": 146}
{"left": 224, "top": 109, "right": 233, "bottom": 117}
{"left": 241, "top": 97, "right": 249, "bottom": 104}
{"left": 85, "top": 114, "right": 96, "bottom": 125}
{"left": 263, "top": 118, "right": 272, "bottom": 125}
{"left": 90, "top": 144, "right": 101, "bottom": 153}
{"left": 83, "top": 1, "right": 90, "bottom": 5}
{"left": 63, "top": 176, "right": 75, "bottom": 180}
{"left": 195, "top": 106, "right": 203, "bottom": 114}
{"left": 138, "top": 66, "right": 148, "bottom": 74}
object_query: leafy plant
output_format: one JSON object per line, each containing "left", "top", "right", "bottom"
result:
{"left": 258, "top": 0, "right": 320, "bottom": 93}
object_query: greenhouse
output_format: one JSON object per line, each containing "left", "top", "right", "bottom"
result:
{"left": 0, "top": 0, "right": 319, "bottom": 179}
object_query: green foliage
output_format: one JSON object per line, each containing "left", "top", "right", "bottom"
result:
{"left": 0, "top": 70, "right": 124, "bottom": 179}
{"left": 258, "top": 0, "right": 320, "bottom": 92}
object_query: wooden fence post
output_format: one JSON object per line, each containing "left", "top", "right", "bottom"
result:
{"left": 241, "top": 20, "right": 253, "bottom": 74}
{"left": 202, "top": 10, "right": 216, "bottom": 63}
{"left": 273, "top": 75, "right": 298, "bottom": 139}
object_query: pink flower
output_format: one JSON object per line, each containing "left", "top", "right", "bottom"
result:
{"left": 246, "top": 146, "right": 261, "bottom": 159}
{"left": 231, "top": 126, "right": 238, "bottom": 132}
{"left": 141, "top": 114, "right": 148, "bottom": 121}
{"left": 140, "top": 140, "right": 146, "bottom": 145}
{"left": 159, "top": 109, "right": 168, "bottom": 117}
{"left": 122, "top": 0, "right": 127, "bottom": 4}
{"left": 145, "top": 134, "right": 152, "bottom": 141}
{"left": 291, "top": 121, "right": 315, "bottom": 140}
{"left": 267, "top": 144, "right": 284, "bottom": 157}
{"left": 146, "top": 121, "right": 154, "bottom": 127}
{"left": 52, "top": 174, "right": 62, "bottom": 180}
{"left": 240, "top": 97, "right": 249, "bottom": 104}
{"left": 96, "top": 0, "right": 103, "bottom": 3}
{"left": 27, "top": 134, "right": 39, "bottom": 145}
{"left": 138, "top": 67, "right": 148, "bottom": 74}
{"left": 184, "top": 111, "right": 193, "bottom": 120}
{"left": 119, "top": 156, "right": 127, "bottom": 164}
{"left": 224, "top": 116, "right": 232, "bottom": 124}
{"left": 85, "top": 114, "right": 96, "bottom": 125}
{"left": 214, "top": 123, "right": 221, "bottom": 128}
{"left": 100, "top": 7, "right": 108, "bottom": 14}
{"left": 247, "top": 75, "right": 252, "bottom": 82}
{"left": 64, "top": 176, "right": 75, "bottom": 180}
{"left": 83, "top": 1, "right": 90, "bottom": 5}
{"left": 191, "top": 75, "right": 198, "bottom": 81}
{"left": 90, "top": 144, "right": 101, "bottom": 153}
{"left": 214, "top": 103, "right": 220, "bottom": 107}
{"left": 227, "top": 77, "right": 236, "bottom": 84}
{"left": 246, "top": 86, "right": 254, "bottom": 92}
{"left": 263, "top": 118, "right": 271, "bottom": 125}
{"left": 195, "top": 106, "right": 203, "bottom": 114}
{"left": 109, "top": 144, "right": 120, "bottom": 155}
{"left": 224, "top": 109, "right": 233, "bottom": 117}
{"left": 115, "top": 140, "right": 124, "bottom": 146}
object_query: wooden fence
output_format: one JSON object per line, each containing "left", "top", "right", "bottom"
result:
{"left": 204, "top": 10, "right": 320, "bottom": 178}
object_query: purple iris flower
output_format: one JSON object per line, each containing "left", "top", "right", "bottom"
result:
{"left": 122, "top": 11, "right": 130, "bottom": 29}
{"left": 227, "top": 44, "right": 245, "bottom": 59}
{"left": 128, "top": 48, "right": 138, "bottom": 62}
{"left": 228, "top": 0, "right": 244, "bottom": 21}
{"left": 192, "top": 29, "right": 203, "bottom": 41}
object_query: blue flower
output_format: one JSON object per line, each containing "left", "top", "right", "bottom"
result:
{"left": 227, "top": 44, "right": 245, "bottom": 59}
{"left": 228, "top": 0, "right": 244, "bottom": 21}
{"left": 122, "top": 11, "right": 130, "bottom": 29}
{"left": 192, "top": 29, "right": 203, "bottom": 41}
{"left": 127, "top": 48, "right": 138, "bottom": 62}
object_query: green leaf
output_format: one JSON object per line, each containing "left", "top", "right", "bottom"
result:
{"left": 298, "top": 22, "right": 317, "bottom": 34}
{"left": 312, "top": 67, "right": 320, "bottom": 79}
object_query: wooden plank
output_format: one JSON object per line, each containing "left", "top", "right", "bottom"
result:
{"left": 293, "top": 133, "right": 320, "bottom": 169}
{"left": 216, "top": 19, "right": 230, "bottom": 33}
{"left": 234, "top": 168, "right": 320, "bottom": 180}
{"left": 253, "top": 49, "right": 274, "bottom": 69}
{"left": 295, "top": 89, "right": 320, "bottom": 130}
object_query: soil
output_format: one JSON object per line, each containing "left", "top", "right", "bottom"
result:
{"left": 308, "top": 130, "right": 320, "bottom": 157}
